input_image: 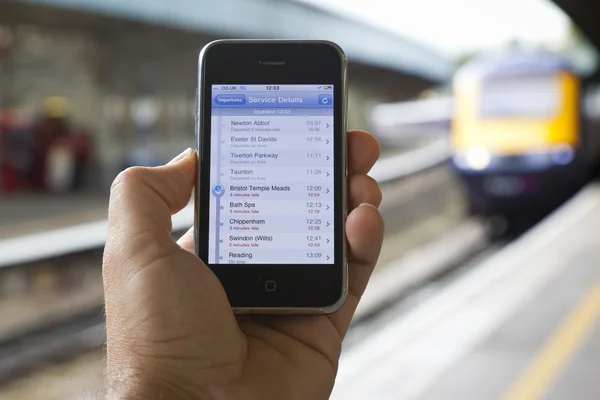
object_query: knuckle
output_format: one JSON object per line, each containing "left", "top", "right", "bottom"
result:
{"left": 364, "top": 174, "right": 381, "bottom": 189}
{"left": 351, "top": 174, "right": 382, "bottom": 204}
{"left": 111, "top": 166, "right": 148, "bottom": 194}
{"left": 372, "top": 179, "right": 383, "bottom": 203}
{"left": 367, "top": 176, "right": 383, "bottom": 202}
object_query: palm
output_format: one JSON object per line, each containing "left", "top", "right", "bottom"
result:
{"left": 125, "top": 250, "right": 356, "bottom": 399}
{"left": 236, "top": 315, "right": 339, "bottom": 398}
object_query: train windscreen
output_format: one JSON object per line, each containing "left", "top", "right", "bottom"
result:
{"left": 479, "top": 76, "right": 561, "bottom": 119}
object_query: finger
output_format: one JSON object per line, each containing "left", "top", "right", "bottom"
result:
{"left": 105, "top": 148, "right": 196, "bottom": 262}
{"left": 328, "top": 204, "right": 384, "bottom": 337}
{"left": 177, "top": 226, "right": 194, "bottom": 251}
{"left": 349, "top": 174, "right": 382, "bottom": 211}
{"left": 348, "top": 130, "right": 380, "bottom": 175}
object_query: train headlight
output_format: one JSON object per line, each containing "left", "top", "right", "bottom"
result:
{"left": 550, "top": 144, "right": 575, "bottom": 166}
{"left": 464, "top": 148, "right": 492, "bottom": 170}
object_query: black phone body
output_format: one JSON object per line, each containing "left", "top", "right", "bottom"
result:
{"left": 194, "top": 40, "right": 348, "bottom": 314}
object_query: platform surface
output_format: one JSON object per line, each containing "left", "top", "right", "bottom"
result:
{"left": 332, "top": 183, "right": 600, "bottom": 400}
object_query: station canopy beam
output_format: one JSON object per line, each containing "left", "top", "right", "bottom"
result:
{"left": 16, "top": 0, "right": 452, "bottom": 83}
{"left": 554, "top": 0, "right": 600, "bottom": 52}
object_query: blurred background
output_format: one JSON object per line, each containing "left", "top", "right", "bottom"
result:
{"left": 2, "top": 0, "right": 600, "bottom": 399}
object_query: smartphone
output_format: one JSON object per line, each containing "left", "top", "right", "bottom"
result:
{"left": 194, "top": 40, "right": 348, "bottom": 314}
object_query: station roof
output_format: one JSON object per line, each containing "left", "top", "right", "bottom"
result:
{"left": 19, "top": 0, "right": 452, "bottom": 83}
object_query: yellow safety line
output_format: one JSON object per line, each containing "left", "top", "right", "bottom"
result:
{"left": 501, "top": 279, "right": 600, "bottom": 400}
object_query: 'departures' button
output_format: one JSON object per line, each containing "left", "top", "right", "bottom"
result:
{"left": 214, "top": 94, "right": 246, "bottom": 106}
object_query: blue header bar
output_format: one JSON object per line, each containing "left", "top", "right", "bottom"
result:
{"left": 212, "top": 91, "right": 333, "bottom": 108}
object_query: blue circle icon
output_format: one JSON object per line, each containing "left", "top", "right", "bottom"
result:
{"left": 212, "top": 185, "right": 225, "bottom": 197}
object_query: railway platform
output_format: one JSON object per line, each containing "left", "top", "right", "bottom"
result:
{"left": 0, "top": 192, "right": 108, "bottom": 240}
{"left": 333, "top": 183, "right": 600, "bottom": 400}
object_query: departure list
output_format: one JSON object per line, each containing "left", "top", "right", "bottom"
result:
{"left": 208, "top": 84, "right": 335, "bottom": 264}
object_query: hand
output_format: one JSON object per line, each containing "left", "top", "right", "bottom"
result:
{"left": 103, "top": 130, "right": 384, "bottom": 399}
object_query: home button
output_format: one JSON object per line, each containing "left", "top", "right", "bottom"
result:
{"left": 264, "top": 280, "right": 277, "bottom": 292}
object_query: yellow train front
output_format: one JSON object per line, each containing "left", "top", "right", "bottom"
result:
{"left": 452, "top": 51, "right": 599, "bottom": 221}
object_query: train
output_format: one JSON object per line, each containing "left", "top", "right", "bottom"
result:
{"left": 451, "top": 50, "right": 600, "bottom": 222}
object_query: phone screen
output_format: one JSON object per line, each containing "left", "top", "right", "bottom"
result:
{"left": 208, "top": 84, "right": 335, "bottom": 265}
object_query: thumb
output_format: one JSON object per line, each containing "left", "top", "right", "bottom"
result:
{"left": 103, "top": 149, "right": 247, "bottom": 394}
{"left": 105, "top": 148, "right": 196, "bottom": 261}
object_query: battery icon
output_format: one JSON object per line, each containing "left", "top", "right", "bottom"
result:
{"left": 324, "top": 85, "right": 331, "bottom": 90}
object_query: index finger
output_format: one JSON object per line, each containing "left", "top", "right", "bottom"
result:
{"left": 348, "top": 130, "right": 380, "bottom": 175}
